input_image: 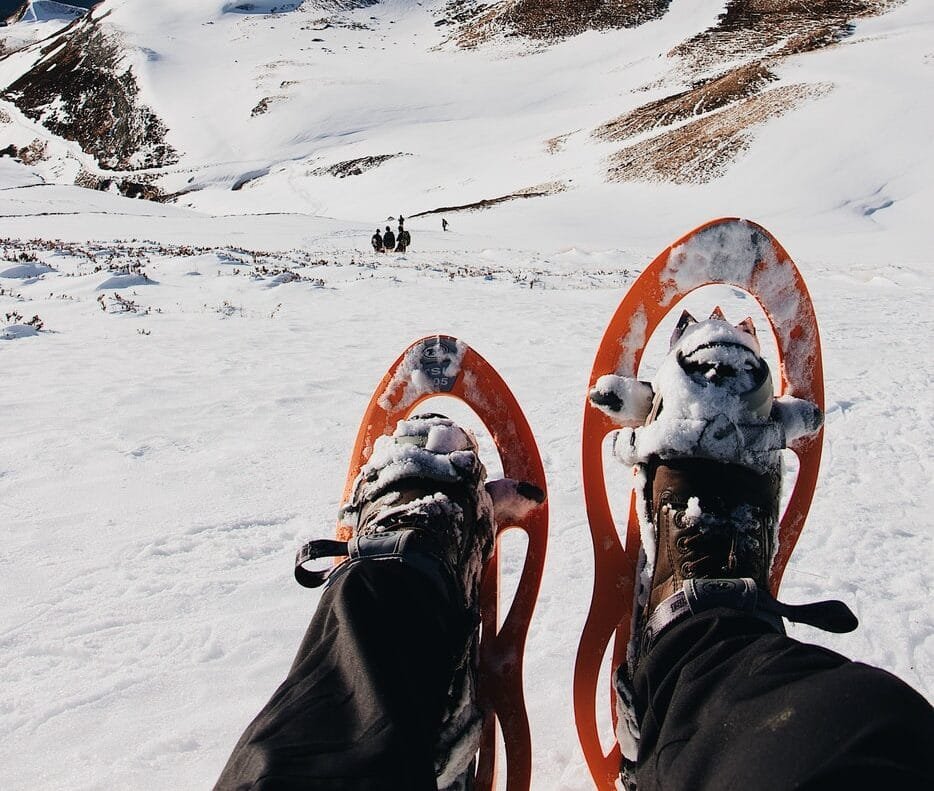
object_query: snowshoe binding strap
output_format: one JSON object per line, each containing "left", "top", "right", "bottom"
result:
{"left": 295, "top": 529, "right": 458, "bottom": 603}
{"left": 641, "top": 577, "right": 858, "bottom": 656}
{"left": 294, "top": 538, "right": 349, "bottom": 588}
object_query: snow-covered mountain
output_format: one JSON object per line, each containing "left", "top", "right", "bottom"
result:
{"left": 1, "top": 1, "right": 95, "bottom": 24}
{"left": 1, "top": 2, "right": 932, "bottom": 790}
{"left": 1, "top": 0, "right": 928, "bottom": 254}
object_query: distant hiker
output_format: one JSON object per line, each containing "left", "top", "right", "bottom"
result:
{"left": 395, "top": 229, "right": 411, "bottom": 253}
{"left": 442, "top": 218, "right": 449, "bottom": 232}
{"left": 398, "top": 215, "right": 405, "bottom": 228}
{"left": 371, "top": 229, "right": 383, "bottom": 253}
{"left": 383, "top": 226, "right": 396, "bottom": 251}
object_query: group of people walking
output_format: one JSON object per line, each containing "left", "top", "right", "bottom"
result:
{"left": 372, "top": 215, "right": 411, "bottom": 253}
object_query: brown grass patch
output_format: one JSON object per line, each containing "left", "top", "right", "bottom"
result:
{"left": 595, "top": 62, "right": 777, "bottom": 143}
{"left": 607, "top": 83, "right": 831, "bottom": 184}
{"left": 544, "top": 131, "right": 578, "bottom": 153}
{"left": 456, "top": 0, "right": 670, "bottom": 47}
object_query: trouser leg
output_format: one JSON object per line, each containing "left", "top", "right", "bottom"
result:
{"left": 633, "top": 609, "right": 934, "bottom": 790}
{"left": 215, "top": 561, "right": 466, "bottom": 791}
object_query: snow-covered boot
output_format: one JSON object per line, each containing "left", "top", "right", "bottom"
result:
{"left": 295, "top": 412, "right": 543, "bottom": 790}
{"left": 624, "top": 312, "right": 855, "bottom": 661}
{"left": 611, "top": 314, "right": 856, "bottom": 781}
{"left": 338, "top": 412, "right": 498, "bottom": 611}
{"left": 616, "top": 308, "right": 855, "bottom": 671}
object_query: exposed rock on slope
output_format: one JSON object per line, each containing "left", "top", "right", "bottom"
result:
{"left": 411, "top": 180, "right": 568, "bottom": 216}
{"left": 2, "top": 12, "right": 178, "bottom": 170}
{"left": 455, "top": 0, "right": 671, "bottom": 46}
{"left": 595, "top": 0, "right": 904, "bottom": 184}
{"left": 672, "top": 0, "right": 905, "bottom": 68}
{"left": 310, "top": 153, "right": 409, "bottom": 178}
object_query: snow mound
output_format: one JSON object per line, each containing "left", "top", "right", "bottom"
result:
{"left": 1, "top": 322, "right": 39, "bottom": 339}
{"left": 97, "top": 273, "right": 157, "bottom": 289}
{"left": 0, "top": 261, "right": 55, "bottom": 278}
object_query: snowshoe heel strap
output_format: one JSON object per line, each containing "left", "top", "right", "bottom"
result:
{"left": 757, "top": 592, "right": 858, "bottom": 634}
{"left": 643, "top": 577, "right": 858, "bottom": 654}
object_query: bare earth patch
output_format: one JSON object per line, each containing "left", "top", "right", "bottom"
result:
{"left": 411, "top": 180, "right": 568, "bottom": 216}
{"left": 671, "top": 0, "right": 905, "bottom": 70}
{"left": 455, "top": 0, "right": 671, "bottom": 47}
{"left": 607, "top": 83, "right": 832, "bottom": 184}
{"left": 595, "top": 62, "right": 777, "bottom": 143}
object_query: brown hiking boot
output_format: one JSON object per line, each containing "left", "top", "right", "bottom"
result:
{"left": 635, "top": 452, "right": 857, "bottom": 666}
{"left": 622, "top": 313, "right": 855, "bottom": 663}
{"left": 644, "top": 457, "right": 780, "bottom": 618}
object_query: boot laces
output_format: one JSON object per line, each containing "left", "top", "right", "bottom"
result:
{"left": 671, "top": 505, "right": 765, "bottom": 579}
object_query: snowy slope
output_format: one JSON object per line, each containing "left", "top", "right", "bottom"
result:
{"left": 1, "top": 177, "right": 931, "bottom": 791}
{"left": 0, "top": 0, "right": 930, "bottom": 254}
{"left": 19, "top": 2, "right": 90, "bottom": 22}
{"left": 1, "top": 1, "right": 933, "bottom": 789}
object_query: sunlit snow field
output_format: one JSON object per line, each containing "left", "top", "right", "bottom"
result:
{"left": 1, "top": 1, "right": 933, "bottom": 789}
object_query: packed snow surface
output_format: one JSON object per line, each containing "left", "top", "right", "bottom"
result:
{"left": 1, "top": 1, "right": 933, "bottom": 789}
{"left": 2, "top": 188, "right": 930, "bottom": 791}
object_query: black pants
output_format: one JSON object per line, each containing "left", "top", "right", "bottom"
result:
{"left": 217, "top": 564, "right": 933, "bottom": 790}
{"left": 633, "top": 610, "right": 934, "bottom": 790}
{"left": 215, "top": 562, "right": 463, "bottom": 791}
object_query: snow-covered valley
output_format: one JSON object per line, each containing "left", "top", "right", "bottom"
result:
{"left": 1, "top": 1, "right": 932, "bottom": 789}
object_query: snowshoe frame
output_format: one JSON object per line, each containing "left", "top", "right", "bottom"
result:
{"left": 339, "top": 335, "right": 549, "bottom": 791}
{"left": 574, "top": 218, "right": 825, "bottom": 789}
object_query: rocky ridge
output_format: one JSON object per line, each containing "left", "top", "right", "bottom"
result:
{"left": 590, "top": 0, "right": 905, "bottom": 183}
{"left": 0, "top": 0, "right": 911, "bottom": 199}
